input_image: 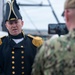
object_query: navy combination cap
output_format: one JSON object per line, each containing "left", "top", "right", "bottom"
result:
{"left": 5, "top": 0, "right": 22, "bottom": 22}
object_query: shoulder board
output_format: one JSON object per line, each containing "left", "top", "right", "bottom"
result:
{"left": 0, "top": 36, "right": 6, "bottom": 45}
{"left": 28, "top": 34, "right": 43, "bottom": 47}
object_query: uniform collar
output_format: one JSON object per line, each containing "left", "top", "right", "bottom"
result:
{"left": 9, "top": 32, "right": 24, "bottom": 39}
{"left": 68, "top": 29, "right": 75, "bottom": 39}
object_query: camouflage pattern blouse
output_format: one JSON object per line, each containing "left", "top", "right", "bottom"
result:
{"left": 32, "top": 29, "right": 75, "bottom": 75}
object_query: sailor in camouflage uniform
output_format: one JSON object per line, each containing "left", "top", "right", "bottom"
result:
{"left": 0, "top": 0, "right": 43, "bottom": 75}
{"left": 31, "top": 0, "right": 75, "bottom": 75}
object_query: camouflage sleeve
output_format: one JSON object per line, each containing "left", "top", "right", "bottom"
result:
{"left": 31, "top": 41, "right": 46, "bottom": 75}
{"left": 32, "top": 33, "right": 75, "bottom": 75}
{"left": 31, "top": 38, "right": 56, "bottom": 75}
{"left": 31, "top": 37, "right": 63, "bottom": 75}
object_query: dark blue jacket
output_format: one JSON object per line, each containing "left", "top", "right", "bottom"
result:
{"left": 0, "top": 35, "right": 38, "bottom": 75}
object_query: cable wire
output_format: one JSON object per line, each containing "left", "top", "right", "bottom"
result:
{"left": 21, "top": 7, "right": 42, "bottom": 35}
{"left": 47, "top": 0, "right": 60, "bottom": 24}
{"left": 20, "top": 0, "right": 39, "bottom": 4}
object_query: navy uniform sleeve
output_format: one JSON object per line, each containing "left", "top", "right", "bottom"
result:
{"left": 0, "top": 38, "right": 5, "bottom": 75}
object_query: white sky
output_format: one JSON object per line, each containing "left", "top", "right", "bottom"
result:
{"left": 17, "top": 0, "right": 65, "bottom": 30}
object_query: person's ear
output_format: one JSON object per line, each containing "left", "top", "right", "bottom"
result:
{"left": 5, "top": 22, "right": 9, "bottom": 29}
{"left": 22, "top": 21, "right": 24, "bottom": 26}
{"left": 5, "top": 23, "right": 7, "bottom": 28}
{"left": 64, "top": 9, "right": 70, "bottom": 22}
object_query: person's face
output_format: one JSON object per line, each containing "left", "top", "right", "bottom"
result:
{"left": 5, "top": 19, "right": 24, "bottom": 36}
{"left": 64, "top": 9, "right": 75, "bottom": 30}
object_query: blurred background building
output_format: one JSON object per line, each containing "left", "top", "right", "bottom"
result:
{"left": 0, "top": 0, "right": 66, "bottom": 40}
{"left": 0, "top": 0, "right": 4, "bottom": 31}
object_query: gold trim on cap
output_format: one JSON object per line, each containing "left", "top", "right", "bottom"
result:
{"left": 10, "top": 18, "right": 16, "bottom": 20}
{"left": 11, "top": 1, "right": 18, "bottom": 19}
{"left": 7, "top": 1, "right": 11, "bottom": 20}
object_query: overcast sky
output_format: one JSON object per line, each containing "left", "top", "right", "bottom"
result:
{"left": 16, "top": 0, "right": 65, "bottom": 30}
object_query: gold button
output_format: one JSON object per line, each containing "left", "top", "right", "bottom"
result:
{"left": 21, "top": 51, "right": 24, "bottom": 54}
{"left": 12, "top": 56, "right": 15, "bottom": 59}
{"left": 12, "top": 71, "right": 15, "bottom": 74}
{"left": 21, "top": 61, "right": 24, "bottom": 64}
{"left": 12, "top": 61, "right": 15, "bottom": 64}
{"left": 21, "top": 56, "right": 24, "bottom": 59}
{"left": 22, "top": 72, "right": 24, "bottom": 74}
{"left": 22, "top": 66, "right": 24, "bottom": 69}
{"left": 12, "top": 51, "right": 15, "bottom": 54}
{"left": 21, "top": 46, "right": 24, "bottom": 48}
{"left": 12, "top": 66, "right": 15, "bottom": 69}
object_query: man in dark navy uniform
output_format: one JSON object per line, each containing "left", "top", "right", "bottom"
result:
{"left": 0, "top": 0, "right": 43, "bottom": 75}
